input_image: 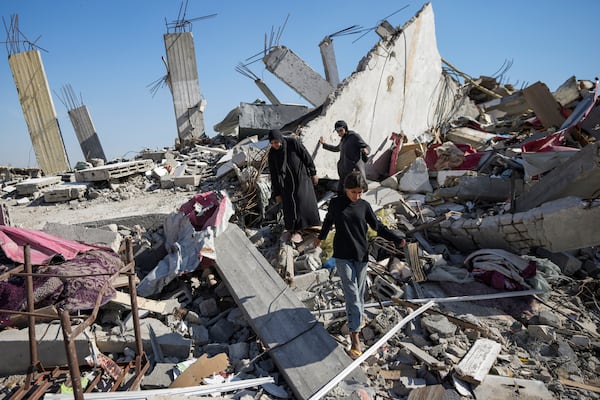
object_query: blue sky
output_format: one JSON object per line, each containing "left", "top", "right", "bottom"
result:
{"left": 1, "top": 0, "right": 599, "bottom": 169}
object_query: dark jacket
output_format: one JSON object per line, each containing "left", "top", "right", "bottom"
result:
{"left": 322, "top": 130, "right": 370, "bottom": 192}
{"left": 318, "top": 195, "right": 403, "bottom": 262}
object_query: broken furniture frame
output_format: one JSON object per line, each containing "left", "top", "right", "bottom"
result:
{"left": 0, "top": 237, "right": 149, "bottom": 400}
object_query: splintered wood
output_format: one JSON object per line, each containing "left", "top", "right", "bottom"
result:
{"left": 406, "top": 242, "right": 426, "bottom": 282}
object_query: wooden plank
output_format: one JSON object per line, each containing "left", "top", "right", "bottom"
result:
{"left": 400, "top": 342, "right": 445, "bottom": 370}
{"left": 454, "top": 338, "right": 501, "bottom": 384}
{"left": 112, "top": 275, "right": 139, "bottom": 289}
{"left": 214, "top": 224, "right": 367, "bottom": 400}
{"left": 559, "top": 377, "right": 600, "bottom": 394}
{"left": 111, "top": 291, "right": 167, "bottom": 314}
{"left": 170, "top": 353, "right": 229, "bottom": 388}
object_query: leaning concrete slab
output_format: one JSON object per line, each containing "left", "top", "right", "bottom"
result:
{"left": 8, "top": 50, "right": 70, "bottom": 175}
{"left": 514, "top": 142, "right": 600, "bottom": 212}
{"left": 67, "top": 104, "right": 107, "bottom": 162}
{"left": 214, "top": 224, "right": 367, "bottom": 400}
{"left": 263, "top": 46, "right": 335, "bottom": 107}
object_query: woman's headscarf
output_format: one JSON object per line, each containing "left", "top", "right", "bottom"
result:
{"left": 268, "top": 129, "right": 284, "bottom": 142}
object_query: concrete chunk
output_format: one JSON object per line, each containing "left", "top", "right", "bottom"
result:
{"left": 0, "top": 323, "right": 89, "bottom": 375}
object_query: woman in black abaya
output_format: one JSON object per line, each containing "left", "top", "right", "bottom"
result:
{"left": 267, "top": 129, "right": 321, "bottom": 232}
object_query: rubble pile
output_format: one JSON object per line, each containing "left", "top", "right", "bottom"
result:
{"left": 1, "top": 5, "right": 600, "bottom": 399}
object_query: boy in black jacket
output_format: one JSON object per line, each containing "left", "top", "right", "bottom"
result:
{"left": 314, "top": 170, "right": 405, "bottom": 358}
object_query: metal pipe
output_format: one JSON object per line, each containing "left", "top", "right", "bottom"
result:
{"left": 60, "top": 308, "right": 84, "bottom": 400}
{"left": 25, "top": 244, "right": 39, "bottom": 373}
{"left": 125, "top": 236, "right": 144, "bottom": 376}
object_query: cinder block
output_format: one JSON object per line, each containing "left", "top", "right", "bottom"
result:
{"left": 173, "top": 175, "right": 201, "bottom": 187}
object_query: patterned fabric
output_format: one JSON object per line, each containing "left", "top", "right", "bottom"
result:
{"left": 0, "top": 249, "right": 122, "bottom": 325}
{"left": 36, "top": 249, "right": 121, "bottom": 311}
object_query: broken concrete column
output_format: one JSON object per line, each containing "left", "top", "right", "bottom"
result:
{"left": 319, "top": 37, "right": 340, "bottom": 87}
{"left": 263, "top": 45, "right": 334, "bottom": 107}
{"left": 67, "top": 103, "right": 108, "bottom": 163}
{"left": 164, "top": 31, "right": 205, "bottom": 141}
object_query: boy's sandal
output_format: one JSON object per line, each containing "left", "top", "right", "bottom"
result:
{"left": 347, "top": 348, "right": 363, "bottom": 360}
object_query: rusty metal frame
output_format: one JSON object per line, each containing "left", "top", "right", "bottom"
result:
{"left": 1, "top": 237, "right": 149, "bottom": 399}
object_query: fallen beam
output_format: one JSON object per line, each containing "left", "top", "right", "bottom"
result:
{"left": 514, "top": 142, "right": 600, "bottom": 212}
{"left": 214, "top": 224, "right": 367, "bottom": 400}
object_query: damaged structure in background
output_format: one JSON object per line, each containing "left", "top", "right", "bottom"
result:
{"left": 161, "top": 10, "right": 212, "bottom": 144}
{"left": 59, "top": 84, "right": 108, "bottom": 164}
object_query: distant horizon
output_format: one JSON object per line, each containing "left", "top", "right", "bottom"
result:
{"left": 1, "top": 0, "right": 598, "bottom": 169}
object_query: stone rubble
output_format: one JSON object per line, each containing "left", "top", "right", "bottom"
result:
{"left": 1, "top": 78, "right": 600, "bottom": 400}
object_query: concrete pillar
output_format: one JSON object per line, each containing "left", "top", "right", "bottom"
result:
{"left": 263, "top": 45, "right": 334, "bottom": 107}
{"left": 68, "top": 105, "right": 107, "bottom": 162}
{"left": 164, "top": 32, "right": 205, "bottom": 141}
{"left": 319, "top": 37, "right": 340, "bottom": 87}
{"left": 254, "top": 79, "right": 281, "bottom": 105}
{"left": 8, "top": 50, "right": 70, "bottom": 175}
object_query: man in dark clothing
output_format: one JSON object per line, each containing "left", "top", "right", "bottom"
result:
{"left": 268, "top": 129, "right": 321, "bottom": 232}
{"left": 319, "top": 120, "right": 371, "bottom": 193}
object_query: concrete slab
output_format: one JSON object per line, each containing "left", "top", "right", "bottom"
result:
{"left": 15, "top": 176, "right": 62, "bottom": 195}
{"left": 0, "top": 323, "right": 89, "bottom": 375}
{"left": 214, "top": 224, "right": 367, "bottom": 400}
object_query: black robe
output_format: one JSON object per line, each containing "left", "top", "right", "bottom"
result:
{"left": 268, "top": 136, "right": 321, "bottom": 231}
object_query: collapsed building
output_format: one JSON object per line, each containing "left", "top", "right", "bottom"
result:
{"left": 1, "top": 2, "right": 600, "bottom": 400}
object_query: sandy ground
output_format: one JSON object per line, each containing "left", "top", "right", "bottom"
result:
{"left": 2, "top": 189, "right": 198, "bottom": 230}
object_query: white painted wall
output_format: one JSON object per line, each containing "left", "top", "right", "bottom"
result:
{"left": 298, "top": 4, "right": 459, "bottom": 181}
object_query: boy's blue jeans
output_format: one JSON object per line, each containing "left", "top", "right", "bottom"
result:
{"left": 335, "top": 258, "right": 368, "bottom": 332}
